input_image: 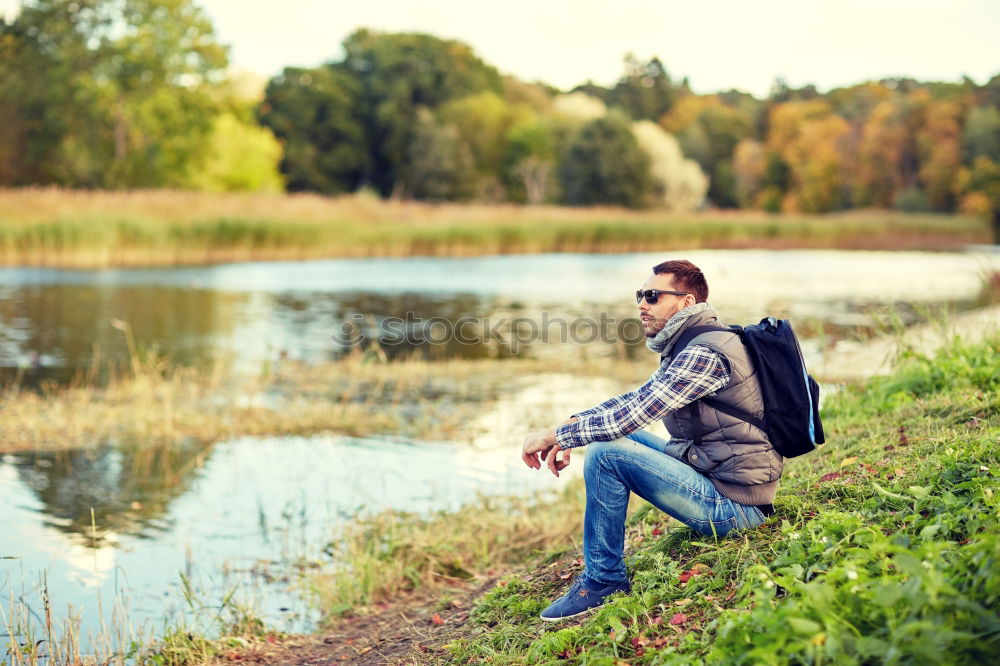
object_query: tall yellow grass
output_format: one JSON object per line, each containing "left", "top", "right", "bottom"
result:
{"left": 0, "top": 188, "right": 988, "bottom": 267}
{"left": 0, "top": 349, "right": 650, "bottom": 454}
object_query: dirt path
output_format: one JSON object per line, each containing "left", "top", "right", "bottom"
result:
{"left": 209, "top": 579, "right": 498, "bottom": 665}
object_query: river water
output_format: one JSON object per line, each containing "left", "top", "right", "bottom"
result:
{"left": 1, "top": 248, "right": 998, "bottom": 655}
{"left": 2, "top": 249, "right": 998, "bottom": 382}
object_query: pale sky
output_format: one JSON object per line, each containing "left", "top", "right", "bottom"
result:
{"left": 2, "top": 0, "right": 998, "bottom": 97}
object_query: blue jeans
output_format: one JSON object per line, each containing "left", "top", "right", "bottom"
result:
{"left": 580, "top": 430, "right": 767, "bottom": 588}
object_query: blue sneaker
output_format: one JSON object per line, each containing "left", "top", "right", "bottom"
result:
{"left": 539, "top": 577, "right": 631, "bottom": 621}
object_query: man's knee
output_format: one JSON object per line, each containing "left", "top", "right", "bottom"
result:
{"left": 583, "top": 438, "right": 633, "bottom": 475}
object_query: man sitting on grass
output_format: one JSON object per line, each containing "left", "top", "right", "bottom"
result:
{"left": 521, "top": 259, "right": 780, "bottom": 621}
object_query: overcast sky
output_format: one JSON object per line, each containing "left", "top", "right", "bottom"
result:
{"left": 2, "top": 0, "right": 998, "bottom": 97}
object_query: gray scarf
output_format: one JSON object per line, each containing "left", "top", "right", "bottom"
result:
{"left": 645, "top": 302, "right": 713, "bottom": 354}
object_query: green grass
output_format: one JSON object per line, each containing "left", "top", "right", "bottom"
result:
{"left": 435, "top": 335, "right": 1000, "bottom": 664}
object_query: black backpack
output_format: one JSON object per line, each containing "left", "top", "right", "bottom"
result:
{"left": 674, "top": 317, "right": 825, "bottom": 458}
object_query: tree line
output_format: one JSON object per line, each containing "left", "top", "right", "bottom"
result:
{"left": 2, "top": 0, "right": 999, "bottom": 229}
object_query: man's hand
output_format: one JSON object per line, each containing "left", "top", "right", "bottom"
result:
{"left": 522, "top": 428, "right": 572, "bottom": 477}
{"left": 544, "top": 444, "right": 571, "bottom": 477}
{"left": 521, "top": 428, "right": 556, "bottom": 469}
{"left": 522, "top": 416, "right": 579, "bottom": 477}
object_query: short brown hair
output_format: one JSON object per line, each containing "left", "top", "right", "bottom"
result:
{"left": 652, "top": 260, "right": 709, "bottom": 302}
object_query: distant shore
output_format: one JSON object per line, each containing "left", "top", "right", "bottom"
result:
{"left": 0, "top": 188, "right": 990, "bottom": 268}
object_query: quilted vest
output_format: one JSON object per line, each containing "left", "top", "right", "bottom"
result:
{"left": 657, "top": 308, "right": 783, "bottom": 505}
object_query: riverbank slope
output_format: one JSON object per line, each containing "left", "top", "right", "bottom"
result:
{"left": 196, "top": 333, "right": 998, "bottom": 665}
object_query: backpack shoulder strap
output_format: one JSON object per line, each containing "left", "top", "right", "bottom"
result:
{"left": 669, "top": 325, "right": 734, "bottom": 360}
{"left": 670, "top": 324, "right": 769, "bottom": 442}
{"left": 701, "top": 396, "right": 768, "bottom": 433}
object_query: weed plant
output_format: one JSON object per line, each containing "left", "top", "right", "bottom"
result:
{"left": 424, "top": 336, "right": 999, "bottom": 664}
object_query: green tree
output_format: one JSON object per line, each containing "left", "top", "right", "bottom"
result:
{"left": 502, "top": 117, "right": 559, "bottom": 204}
{"left": 438, "top": 92, "right": 531, "bottom": 199}
{"left": 185, "top": 113, "right": 283, "bottom": 192}
{"left": 662, "top": 96, "right": 754, "bottom": 207}
{"left": 558, "top": 113, "right": 653, "bottom": 208}
{"left": 0, "top": 0, "right": 228, "bottom": 188}
{"left": 99, "top": 0, "right": 228, "bottom": 187}
{"left": 258, "top": 66, "right": 368, "bottom": 194}
{"left": 0, "top": 0, "right": 104, "bottom": 185}
{"left": 963, "top": 106, "right": 1000, "bottom": 164}
{"left": 607, "top": 55, "right": 679, "bottom": 121}
{"left": 406, "top": 109, "right": 475, "bottom": 201}
{"left": 340, "top": 29, "right": 503, "bottom": 197}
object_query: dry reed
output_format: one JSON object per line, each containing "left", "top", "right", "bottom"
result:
{"left": 0, "top": 188, "right": 987, "bottom": 267}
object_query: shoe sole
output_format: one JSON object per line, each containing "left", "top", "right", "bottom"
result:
{"left": 539, "top": 606, "right": 597, "bottom": 622}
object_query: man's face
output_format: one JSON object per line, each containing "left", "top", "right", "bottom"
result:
{"left": 637, "top": 273, "right": 696, "bottom": 337}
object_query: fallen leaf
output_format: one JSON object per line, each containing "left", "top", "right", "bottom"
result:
{"left": 652, "top": 637, "right": 668, "bottom": 648}
{"left": 649, "top": 615, "right": 663, "bottom": 626}
{"left": 840, "top": 456, "right": 858, "bottom": 467}
{"left": 609, "top": 629, "right": 617, "bottom": 640}
{"left": 652, "top": 527, "right": 663, "bottom": 536}
{"left": 820, "top": 471, "right": 842, "bottom": 482}
{"left": 894, "top": 468, "right": 907, "bottom": 477}
{"left": 670, "top": 613, "right": 687, "bottom": 625}
{"left": 431, "top": 613, "right": 445, "bottom": 625}
{"left": 679, "top": 563, "right": 712, "bottom": 584}
{"left": 451, "top": 599, "right": 463, "bottom": 608}
{"left": 674, "top": 598, "right": 693, "bottom": 607}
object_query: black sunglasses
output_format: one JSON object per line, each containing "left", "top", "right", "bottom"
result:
{"left": 636, "top": 289, "right": 690, "bottom": 304}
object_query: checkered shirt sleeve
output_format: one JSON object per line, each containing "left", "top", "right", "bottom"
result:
{"left": 555, "top": 344, "right": 731, "bottom": 450}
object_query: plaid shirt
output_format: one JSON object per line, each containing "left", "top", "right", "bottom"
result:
{"left": 555, "top": 344, "right": 732, "bottom": 450}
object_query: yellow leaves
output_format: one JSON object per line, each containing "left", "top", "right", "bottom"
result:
{"left": 840, "top": 456, "right": 859, "bottom": 467}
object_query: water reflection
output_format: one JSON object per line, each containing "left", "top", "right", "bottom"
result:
{"left": 0, "top": 250, "right": 996, "bottom": 380}
{"left": 0, "top": 433, "right": 584, "bottom": 642}
{"left": 0, "top": 372, "right": 616, "bottom": 647}
{"left": 7, "top": 442, "right": 211, "bottom": 543}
